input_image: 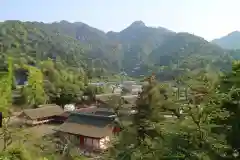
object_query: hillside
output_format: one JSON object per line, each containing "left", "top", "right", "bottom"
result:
{"left": 0, "top": 20, "right": 234, "bottom": 82}
{"left": 212, "top": 31, "right": 240, "bottom": 49}
{"left": 106, "top": 21, "right": 176, "bottom": 74}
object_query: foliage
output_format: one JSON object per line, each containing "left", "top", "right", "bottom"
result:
{"left": 105, "top": 70, "right": 237, "bottom": 160}
{"left": 107, "top": 75, "right": 180, "bottom": 160}
{"left": 1, "top": 20, "right": 237, "bottom": 83}
{"left": 216, "top": 60, "right": 240, "bottom": 159}
{"left": 0, "top": 57, "right": 13, "bottom": 114}
{"left": 23, "top": 66, "right": 47, "bottom": 107}
{"left": 3, "top": 19, "right": 240, "bottom": 160}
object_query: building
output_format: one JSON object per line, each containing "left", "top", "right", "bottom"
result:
{"left": 58, "top": 106, "right": 97, "bottom": 120}
{"left": 109, "top": 84, "right": 122, "bottom": 94}
{"left": 131, "top": 85, "right": 142, "bottom": 94}
{"left": 18, "top": 104, "right": 64, "bottom": 125}
{"left": 122, "top": 95, "right": 138, "bottom": 104}
{"left": 55, "top": 112, "right": 121, "bottom": 151}
{"left": 95, "top": 93, "right": 120, "bottom": 106}
{"left": 122, "top": 81, "right": 142, "bottom": 95}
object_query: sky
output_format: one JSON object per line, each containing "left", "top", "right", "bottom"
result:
{"left": 1, "top": 0, "right": 240, "bottom": 41}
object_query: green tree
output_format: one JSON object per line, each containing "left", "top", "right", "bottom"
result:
{"left": 23, "top": 66, "right": 47, "bottom": 107}
{"left": 107, "top": 75, "right": 177, "bottom": 160}
{"left": 167, "top": 70, "right": 229, "bottom": 160}
{"left": 217, "top": 60, "right": 240, "bottom": 159}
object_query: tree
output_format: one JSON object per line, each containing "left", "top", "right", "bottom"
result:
{"left": 217, "top": 60, "right": 240, "bottom": 159}
{"left": 0, "top": 57, "right": 14, "bottom": 151}
{"left": 107, "top": 75, "right": 178, "bottom": 160}
{"left": 167, "top": 69, "right": 229, "bottom": 159}
{"left": 23, "top": 66, "right": 47, "bottom": 107}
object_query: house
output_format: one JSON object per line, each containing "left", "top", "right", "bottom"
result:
{"left": 58, "top": 106, "right": 97, "bottom": 120}
{"left": 55, "top": 112, "right": 121, "bottom": 151}
{"left": 122, "top": 82, "right": 142, "bottom": 95}
{"left": 109, "top": 84, "right": 122, "bottom": 94}
{"left": 82, "top": 107, "right": 133, "bottom": 117}
{"left": 122, "top": 95, "right": 138, "bottom": 105}
{"left": 18, "top": 104, "right": 64, "bottom": 125}
{"left": 131, "top": 85, "right": 142, "bottom": 95}
{"left": 95, "top": 93, "right": 120, "bottom": 106}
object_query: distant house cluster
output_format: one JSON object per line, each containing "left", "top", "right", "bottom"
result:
{"left": 89, "top": 81, "right": 143, "bottom": 95}
{"left": 121, "top": 81, "right": 142, "bottom": 95}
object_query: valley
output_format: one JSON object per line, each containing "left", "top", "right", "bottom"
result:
{"left": 1, "top": 18, "right": 240, "bottom": 160}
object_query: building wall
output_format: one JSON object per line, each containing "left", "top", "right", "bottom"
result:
{"left": 83, "top": 136, "right": 110, "bottom": 150}
{"left": 26, "top": 119, "right": 52, "bottom": 125}
{"left": 19, "top": 114, "right": 54, "bottom": 125}
{"left": 99, "top": 136, "right": 110, "bottom": 150}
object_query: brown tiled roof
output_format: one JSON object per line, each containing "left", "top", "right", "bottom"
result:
{"left": 21, "top": 104, "right": 64, "bottom": 120}
{"left": 56, "top": 122, "right": 113, "bottom": 138}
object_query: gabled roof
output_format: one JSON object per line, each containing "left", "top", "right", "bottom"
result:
{"left": 56, "top": 122, "right": 113, "bottom": 138}
{"left": 80, "top": 107, "right": 132, "bottom": 116}
{"left": 56, "top": 112, "right": 116, "bottom": 138}
{"left": 20, "top": 104, "right": 64, "bottom": 120}
{"left": 67, "top": 112, "right": 115, "bottom": 127}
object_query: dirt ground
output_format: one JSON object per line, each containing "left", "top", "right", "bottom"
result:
{"left": 23, "top": 124, "right": 58, "bottom": 137}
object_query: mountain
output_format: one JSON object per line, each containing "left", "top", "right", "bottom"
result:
{"left": 106, "top": 21, "right": 176, "bottom": 74}
{"left": 212, "top": 31, "right": 240, "bottom": 49}
{"left": 0, "top": 20, "right": 233, "bottom": 82}
{"left": 148, "top": 33, "right": 231, "bottom": 80}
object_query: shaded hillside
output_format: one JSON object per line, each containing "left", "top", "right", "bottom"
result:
{"left": 24, "top": 20, "right": 124, "bottom": 71}
{"left": 145, "top": 33, "right": 231, "bottom": 80}
{"left": 0, "top": 20, "right": 122, "bottom": 75}
{"left": 107, "top": 21, "right": 176, "bottom": 73}
{"left": 0, "top": 20, "right": 88, "bottom": 67}
{"left": 212, "top": 31, "right": 240, "bottom": 49}
{"left": 150, "top": 33, "right": 225, "bottom": 68}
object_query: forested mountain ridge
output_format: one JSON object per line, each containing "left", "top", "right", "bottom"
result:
{"left": 150, "top": 32, "right": 228, "bottom": 68}
{"left": 0, "top": 20, "right": 236, "bottom": 81}
{"left": 212, "top": 31, "right": 240, "bottom": 49}
{"left": 0, "top": 20, "right": 110, "bottom": 107}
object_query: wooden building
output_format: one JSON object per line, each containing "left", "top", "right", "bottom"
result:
{"left": 56, "top": 112, "right": 121, "bottom": 151}
{"left": 18, "top": 104, "right": 64, "bottom": 125}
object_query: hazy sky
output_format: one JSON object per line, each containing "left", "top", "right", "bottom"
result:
{"left": 1, "top": 0, "right": 240, "bottom": 41}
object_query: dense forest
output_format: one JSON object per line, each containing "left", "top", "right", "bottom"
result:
{"left": 1, "top": 20, "right": 240, "bottom": 159}
{"left": 2, "top": 20, "right": 240, "bottom": 81}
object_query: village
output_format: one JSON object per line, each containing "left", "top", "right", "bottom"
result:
{"left": 7, "top": 80, "right": 141, "bottom": 157}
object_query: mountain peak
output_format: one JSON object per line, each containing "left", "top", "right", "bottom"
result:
{"left": 129, "top": 21, "right": 146, "bottom": 28}
{"left": 212, "top": 30, "right": 240, "bottom": 49}
{"left": 227, "top": 31, "right": 240, "bottom": 36}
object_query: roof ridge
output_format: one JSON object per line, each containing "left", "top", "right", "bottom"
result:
{"left": 70, "top": 112, "right": 115, "bottom": 119}
{"left": 23, "top": 104, "right": 61, "bottom": 111}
